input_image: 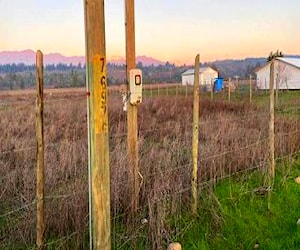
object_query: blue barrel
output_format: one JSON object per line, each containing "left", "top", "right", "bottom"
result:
{"left": 214, "top": 78, "right": 223, "bottom": 92}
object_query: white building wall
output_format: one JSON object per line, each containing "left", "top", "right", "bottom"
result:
{"left": 182, "top": 68, "right": 218, "bottom": 85}
{"left": 256, "top": 64, "right": 270, "bottom": 89}
{"left": 202, "top": 71, "right": 218, "bottom": 85}
{"left": 256, "top": 60, "right": 300, "bottom": 90}
{"left": 284, "top": 66, "right": 300, "bottom": 89}
{"left": 182, "top": 74, "right": 194, "bottom": 85}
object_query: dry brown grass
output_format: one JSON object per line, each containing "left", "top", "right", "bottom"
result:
{"left": 1, "top": 89, "right": 300, "bottom": 249}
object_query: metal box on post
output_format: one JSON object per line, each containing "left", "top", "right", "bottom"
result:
{"left": 129, "top": 69, "right": 142, "bottom": 105}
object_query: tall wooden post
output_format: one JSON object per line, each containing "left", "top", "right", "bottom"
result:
{"left": 228, "top": 79, "right": 231, "bottom": 102}
{"left": 191, "top": 54, "right": 200, "bottom": 215}
{"left": 185, "top": 84, "right": 188, "bottom": 97}
{"left": 249, "top": 75, "right": 252, "bottom": 104}
{"left": 126, "top": 0, "right": 139, "bottom": 214}
{"left": 265, "top": 79, "right": 267, "bottom": 94}
{"left": 210, "top": 78, "right": 214, "bottom": 101}
{"left": 275, "top": 74, "right": 279, "bottom": 108}
{"left": 36, "top": 50, "right": 44, "bottom": 250}
{"left": 269, "top": 60, "right": 275, "bottom": 178}
{"left": 84, "top": 1, "right": 111, "bottom": 249}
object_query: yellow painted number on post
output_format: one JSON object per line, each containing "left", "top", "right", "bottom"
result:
{"left": 94, "top": 55, "right": 108, "bottom": 134}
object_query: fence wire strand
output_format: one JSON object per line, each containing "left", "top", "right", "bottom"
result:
{"left": 1, "top": 89, "right": 300, "bottom": 248}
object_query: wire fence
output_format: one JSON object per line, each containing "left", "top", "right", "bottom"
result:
{"left": 1, "top": 87, "right": 300, "bottom": 249}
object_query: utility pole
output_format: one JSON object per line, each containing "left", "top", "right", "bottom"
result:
{"left": 125, "top": 0, "right": 139, "bottom": 213}
{"left": 84, "top": 0, "right": 111, "bottom": 249}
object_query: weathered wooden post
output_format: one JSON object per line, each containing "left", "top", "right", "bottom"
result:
{"left": 126, "top": 0, "right": 139, "bottom": 214}
{"left": 191, "top": 54, "right": 200, "bottom": 215}
{"left": 249, "top": 75, "right": 252, "bottom": 104}
{"left": 269, "top": 60, "right": 275, "bottom": 178}
{"left": 84, "top": 0, "right": 111, "bottom": 248}
{"left": 265, "top": 78, "right": 267, "bottom": 94}
{"left": 36, "top": 50, "right": 44, "bottom": 250}
{"left": 228, "top": 78, "right": 231, "bottom": 102}
{"left": 210, "top": 78, "right": 214, "bottom": 101}
{"left": 275, "top": 73, "right": 279, "bottom": 109}
{"left": 185, "top": 83, "right": 188, "bottom": 97}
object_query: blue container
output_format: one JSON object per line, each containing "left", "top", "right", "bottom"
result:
{"left": 214, "top": 78, "right": 223, "bottom": 92}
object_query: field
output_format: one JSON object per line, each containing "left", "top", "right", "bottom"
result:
{"left": 1, "top": 85, "right": 300, "bottom": 249}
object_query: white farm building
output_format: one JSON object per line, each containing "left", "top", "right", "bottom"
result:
{"left": 255, "top": 57, "right": 300, "bottom": 90}
{"left": 181, "top": 67, "right": 218, "bottom": 86}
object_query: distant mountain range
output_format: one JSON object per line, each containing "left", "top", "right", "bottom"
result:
{"left": 0, "top": 49, "right": 164, "bottom": 66}
{"left": 1, "top": 49, "right": 300, "bottom": 78}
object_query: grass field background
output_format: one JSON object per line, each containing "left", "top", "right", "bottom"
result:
{"left": 0, "top": 86, "right": 300, "bottom": 249}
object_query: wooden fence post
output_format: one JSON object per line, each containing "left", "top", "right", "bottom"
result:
{"left": 265, "top": 79, "right": 267, "bottom": 94}
{"left": 228, "top": 79, "right": 231, "bottom": 102}
{"left": 269, "top": 60, "right": 275, "bottom": 178}
{"left": 36, "top": 50, "right": 44, "bottom": 250}
{"left": 84, "top": 0, "right": 111, "bottom": 248}
{"left": 126, "top": 0, "right": 139, "bottom": 214}
{"left": 210, "top": 78, "right": 214, "bottom": 101}
{"left": 191, "top": 54, "right": 200, "bottom": 215}
{"left": 185, "top": 84, "right": 188, "bottom": 97}
{"left": 275, "top": 74, "right": 279, "bottom": 109}
{"left": 249, "top": 75, "right": 252, "bottom": 103}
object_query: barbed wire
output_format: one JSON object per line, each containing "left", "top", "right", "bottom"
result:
{"left": 0, "top": 146, "right": 36, "bottom": 155}
{"left": 1, "top": 89, "right": 300, "bottom": 247}
{"left": 0, "top": 112, "right": 271, "bottom": 156}
{"left": 43, "top": 232, "right": 78, "bottom": 248}
{"left": 111, "top": 148, "right": 300, "bottom": 224}
{"left": 0, "top": 120, "right": 298, "bottom": 154}
{"left": 2, "top": 148, "right": 298, "bottom": 221}
{"left": 0, "top": 199, "right": 36, "bottom": 218}
{"left": 199, "top": 138, "right": 269, "bottom": 162}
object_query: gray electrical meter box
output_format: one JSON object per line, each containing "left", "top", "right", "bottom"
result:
{"left": 129, "top": 69, "right": 142, "bottom": 105}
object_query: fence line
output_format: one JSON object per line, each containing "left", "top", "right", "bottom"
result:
{"left": 0, "top": 138, "right": 87, "bottom": 156}
{"left": 1, "top": 125, "right": 299, "bottom": 163}
{"left": 1, "top": 125, "right": 299, "bottom": 170}
{"left": 43, "top": 231, "right": 79, "bottom": 248}
{"left": 1, "top": 87, "right": 300, "bottom": 248}
{"left": 112, "top": 158, "right": 271, "bottom": 222}
{"left": 0, "top": 200, "right": 37, "bottom": 218}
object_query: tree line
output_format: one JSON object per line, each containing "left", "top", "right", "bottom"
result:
{"left": 0, "top": 58, "right": 264, "bottom": 90}
{"left": 0, "top": 62, "right": 190, "bottom": 90}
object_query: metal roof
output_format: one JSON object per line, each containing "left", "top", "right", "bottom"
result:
{"left": 182, "top": 67, "right": 217, "bottom": 76}
{"left": 276, "top": 57, "right": 300, "bottom": 69}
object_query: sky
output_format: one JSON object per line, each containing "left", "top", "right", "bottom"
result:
{"left": 1, "top": 0, "right": 300, "bottom": 64}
